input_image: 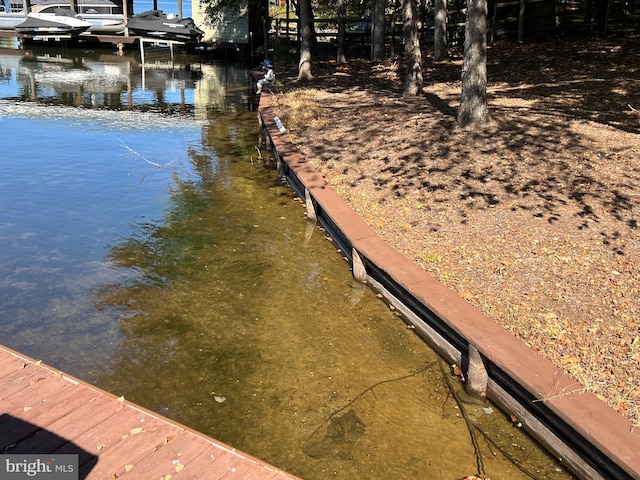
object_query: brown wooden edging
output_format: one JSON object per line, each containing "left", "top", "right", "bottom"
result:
{"left": 257, "top": 90, "right": 640, "bottom": 480}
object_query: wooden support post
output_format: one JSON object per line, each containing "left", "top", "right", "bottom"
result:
{"left": 122, "top": 0, "right": 129, "bottom": 37}
{"left": 275, "top": 151, "right": 285, "bottom": 177}
{"left": 352, "top": 248, "right": 367, "bottom": 283}
{"left": 465, "top": 344, "right": 488, "bottom": 399}
{"left": 304, "top": 188, "right": 316, "bottom": 221}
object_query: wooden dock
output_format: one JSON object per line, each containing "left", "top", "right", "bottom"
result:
{"left": 0, "top": 344, "right": 301, "bottom": 480}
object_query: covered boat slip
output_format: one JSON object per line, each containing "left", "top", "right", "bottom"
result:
{"left": 0, "top": 0, "right": 201, "bottom": 39}
{"left": 0, "top": 344, "right": 302, "bottom": 480}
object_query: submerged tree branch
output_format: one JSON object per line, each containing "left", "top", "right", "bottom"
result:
{"left": 119, "top": 140, "right": 175, "bottom": 168}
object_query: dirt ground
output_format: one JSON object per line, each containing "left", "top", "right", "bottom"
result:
{"left": 270, "top": 36, "right": 640, "bottom": 426}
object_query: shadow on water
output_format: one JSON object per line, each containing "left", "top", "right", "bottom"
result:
{"left": 0, "top": 41, "right": 573, "bottom": 480}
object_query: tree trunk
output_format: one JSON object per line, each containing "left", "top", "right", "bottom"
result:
{"left": 518, "top": 0, "right": 526, "bottom": 42}
{"left": 403, "top": 0, "right": 423, "bottom": 96}
{"left": 457, "top": 0, "right": 488, "bottom": 128}
{"left": 371, "top": 0, "right": 385, "bottom": 61}
{"left": 336, "top": 0, "right": 347, "bottom": 64}
{"left": 297, "top": 0, "right": 313, "bottom": 81}
{"left": 433, "top": 0, "right": 447, "bottom": 61}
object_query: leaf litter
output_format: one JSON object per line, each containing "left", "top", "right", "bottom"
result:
{"left": 272, "top": 36, "right": 640, "bottom": 426}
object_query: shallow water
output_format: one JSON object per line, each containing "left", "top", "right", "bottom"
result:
{"left": 0, "top": 39, "right": 574, "bottom": 480}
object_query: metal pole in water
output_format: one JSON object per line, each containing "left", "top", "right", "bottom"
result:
{"left": 139, "top": 38, "right": 145, "bottom": 65}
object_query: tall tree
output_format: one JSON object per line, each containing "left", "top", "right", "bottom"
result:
{"left": 371, "top": 0, "right": 386, "bottom": 61}
{"left": 402, "top": 0, "right": 423, "bottom": 96}
{"left": 298, "top": 0, "right": 314, "bottom": 80}
{"left": 457, "top": 0, "right": 488, "bottom": 127}
{"left": 433, "top": 0, "right": 447, "bottom": 61}
{"left": 336, "top": 0, "right": 347, "bottom": 63}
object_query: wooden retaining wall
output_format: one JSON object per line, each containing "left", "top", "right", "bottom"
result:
{"left": 257, "top": 90, "right": 640, "bottom": 480}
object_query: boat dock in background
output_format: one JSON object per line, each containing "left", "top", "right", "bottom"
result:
{"left": 0, "top": 28, "right": 140, "bottom": 51}
{"left": 0, "top": 344, "right": 302, "bottom": 480}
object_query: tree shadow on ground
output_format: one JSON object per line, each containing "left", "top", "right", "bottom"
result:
{"left": 277, "top": 36, "right": 639, "bottom": 255}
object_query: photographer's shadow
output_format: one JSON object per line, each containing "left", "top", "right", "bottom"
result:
{"left": 1, "top": 413, "right": 97, "bottom": 479}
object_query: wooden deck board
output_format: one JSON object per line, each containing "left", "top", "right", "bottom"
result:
{"left": 0, "top": 384, "right": 86, "bottom": 446}
{"left": 0, "top": 362, "right": 65, "bottom": 394}
{"left": 68, "top": 405, "right": 159, "bottom": 466}
{"left": 12, "top": 396, "right": 118, "bottom": 454}
{"left": 114, "top": 431, "right": 215, "bottom": 479}
{"left": 0, "top": 345, "right": 302, "bottom": 480}
{"left": 79, "top": 419, "right": 184, "bottom": 479}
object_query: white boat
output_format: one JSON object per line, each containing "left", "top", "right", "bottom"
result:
{"left": 32, "top": 0, "right": 125, "bottom": 33}
{"left": 0, "top": 0, "right": 125, "bottom": 33}
{"left": 0, "top": 0, "right": 27, "bottom": 30}
{"left": 14, "top": 8, "right": 92, "bottom": 35}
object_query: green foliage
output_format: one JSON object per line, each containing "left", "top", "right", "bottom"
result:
{"left": 200, "top": 0, "right": 250, "bottom": 19}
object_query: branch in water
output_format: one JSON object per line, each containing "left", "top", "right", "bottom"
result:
{"left": 119, "top": 140, "right": 175, "bottom": 168}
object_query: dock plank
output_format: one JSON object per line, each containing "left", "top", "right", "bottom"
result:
{"left": 0, "top": 345, "right": 302, "bottom": 480}
{"left": 11, "top": 396, "right": 118, "bottom": 454}
{"left": 0, "top": 385, "right": 86, "bottom": 447}
{"left": 0, "top": 362, "right": 62, "bottom": 395}
{"left": 114, "top": 431, "right": 214, "bottom": 479}
{"left": 79, "top": 418, "right": 184, "bottom": 479}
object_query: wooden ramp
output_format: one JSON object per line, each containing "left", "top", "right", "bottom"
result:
{"left": 0, "top": 345, "right": 301, "bottom": 480}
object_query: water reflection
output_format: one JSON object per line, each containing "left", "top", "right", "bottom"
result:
{"left": 0, "top": 42, "right": 573, "bottom": 480}
{"left": 0, "top": 40, "right": 252, "bottom": 114}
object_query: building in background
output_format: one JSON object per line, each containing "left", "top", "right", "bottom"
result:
{"left": 191, "top": 0, "right": 267, "bottom": 59}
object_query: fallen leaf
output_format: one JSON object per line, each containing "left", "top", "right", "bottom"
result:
{"left": 130, "top": 427, "right": 144, "bottom": 435}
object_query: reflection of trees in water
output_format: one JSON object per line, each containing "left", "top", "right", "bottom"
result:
{"left": 93, "top": 133, "right": 269, "bottom": 430}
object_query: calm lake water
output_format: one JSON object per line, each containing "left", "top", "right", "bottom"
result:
{"left": 0, "top": 38, "right": 574, "bottom": 480}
